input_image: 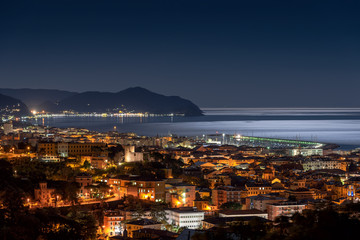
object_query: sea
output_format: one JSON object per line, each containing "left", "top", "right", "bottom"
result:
{"left": 31, "top": 108, "right": 360, "bottom": 150}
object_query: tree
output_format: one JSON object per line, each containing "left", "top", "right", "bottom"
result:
{"left": 83, "top": 160, "right": 91, "bottom": 169}
{"left": 214, "top": 178, "right": 225, "bottom": 188}
{"left": 264, "top": 208, "right": 360, "bottom": 240}
{"left": 54, "top": 182, "right": 80, "bottom": 205}
{"left": 195, "top": 192, "right": 202, "bottom": 200}
{"left": 150, "top": 203, "right": 168, "bottom": 223}
{"left": 132, "top": 202, "right": 145, "bottom": 220}
{"left": 220, "top": 202, "right": 242, "bottom": 210}
{"left": 274, "top": 215, "right": 290, "bottom": 237}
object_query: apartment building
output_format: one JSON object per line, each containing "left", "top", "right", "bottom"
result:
{"left": 267, "top": 202, "right": 306, "bottom": 221}
{"left": 212, "top": 186, "right": 244, "bottom": 208}
{"left": 166, "top": 207, "right": 205, "bottom": 229}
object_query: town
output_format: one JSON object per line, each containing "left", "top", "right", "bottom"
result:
{"left": 1, "top": 120, "right": 360, "bottom": 240}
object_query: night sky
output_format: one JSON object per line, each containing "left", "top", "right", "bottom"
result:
{"left": 1, "top": 0, "right": 360, "bottom": 107}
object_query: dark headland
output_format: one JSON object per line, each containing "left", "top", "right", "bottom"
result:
{"left": 0, "top": 87, "right": 203, "bottom": 116}
{"left": 0, "top": 93, "right": 30, "bottom": 116}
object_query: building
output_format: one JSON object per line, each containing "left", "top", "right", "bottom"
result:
{"left": 288, "top": 148, "right": 323, "bottom": 156}
{"left": 166, "top": 207, "right": 205, "bottom": 229}
{"left": 212, "top": 186, "right": 244, "bottom": 208}
{"left": 103, "top": 211, "right": 124, "bottom": 237}
{"left": 57, "top": 142, "right": 69, "bottom": 157}
{"left": 34, "top": 182, "right": 56, "bottom": 207}
{"left": 262, "top": 167, "right": 276, "bottom": 181}
{"left": 40, "top": 155, "right": 61, "bottom": 163}
{"left": 37, "top": 142, "right": 106, "bottom": 157}
{"left": 219, "top": 209, "right": 268, "bottom": 219}
{"left": 115, "top": 176, "right": 166, "bottom": 202}
{"left": 38, "top": 142, "right": 57, "bottom": 156}
{"left": 124, "top": 145, "right": 144, "bottom": 162}
{"left": 75, "top": 173, "right": 93, "bottom": 198}
{"left": 267, "top": 202, "right": 307, "bottom": 221}
{"left": 244, "top": 183, "right": 272, "bottom": 197}
{"left": 302, "top": 159, "right": 345, "bottom": 171}
{"left": 193, "top": 200, "right": 217, "bottom": 214}
{"left": 167, "top": 182, "right": 196, "bottom": 208}
{"left": 208, "top": 174, "right": 232, "bottom": 189}
{"left": 284, "top": 189, "right": 316, "bottom": 200}
{"left": 126, "top": 219, "right": 162, "bottom": 238}
{"left": 245, "top": 194, "right": 286, "bottom": 211}
{"left": 82, "top": 156, "right": 108, "bottom": 169}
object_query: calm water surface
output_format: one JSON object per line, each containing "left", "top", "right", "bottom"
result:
{"left": 32, "top": 108, "right": 360, "bottom": 147}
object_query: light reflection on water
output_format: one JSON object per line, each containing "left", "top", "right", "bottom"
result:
{"left": 32, "top": 108, "right": 360, "bottom": 146}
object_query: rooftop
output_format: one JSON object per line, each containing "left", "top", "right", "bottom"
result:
{"left": 268, "top": 201, "right": 306, "bottom": 206}
{"left": 219, "top": 209, "right": 267, "bottom": 216}
{"left": 167, "top": 207, "right": 203, "bottom": 213}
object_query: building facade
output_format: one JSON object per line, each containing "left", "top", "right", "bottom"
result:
{"left": 267, "top": 202, "right": 306, "bottom": 221}
{"left": 166, "top": 208, "right": 205, "bottom": 229}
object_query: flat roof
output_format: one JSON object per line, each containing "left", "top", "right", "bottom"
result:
{"left": 219, "top": 209, "right": 267, "bottom": 216}
{"left": 268, "top": 201, "right": 306, "bottom": 206}
{"left": 167, "top": 207, "right": 203, "bottom": 213}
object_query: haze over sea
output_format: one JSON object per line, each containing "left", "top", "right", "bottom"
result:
{"left": 33, "top": 108, "right": 360, "bottom": 149}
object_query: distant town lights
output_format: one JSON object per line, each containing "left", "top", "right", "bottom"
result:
{"left": 31, "top": 110, "right": 37, "bottom": 115}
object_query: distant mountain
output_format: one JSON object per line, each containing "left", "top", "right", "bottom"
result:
{"left": 0, "top": 93, "right": 30, "bottom": 116}
{"left": 44, "top": 87, "right": 203, "bottom": 116}
{"left": 0, "top": 88, "right": 78, "bottom": 110}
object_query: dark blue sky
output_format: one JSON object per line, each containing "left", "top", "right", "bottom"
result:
{"left": 1, "top": 0, "right": 360, "bottom": 107}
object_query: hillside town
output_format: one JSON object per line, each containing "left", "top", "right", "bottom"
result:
{"left": 1, "top": 120, "right": 360, "bottom": 240}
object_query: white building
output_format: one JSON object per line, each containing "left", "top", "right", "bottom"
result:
{"left": 40, "top": 155, "right": 61, "bottom": 162}
{"left": 288, "top": 148, "right": 323, "bottom": 156}
{"left": 166, "top": 207, "right": 204, "bottom": 229}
